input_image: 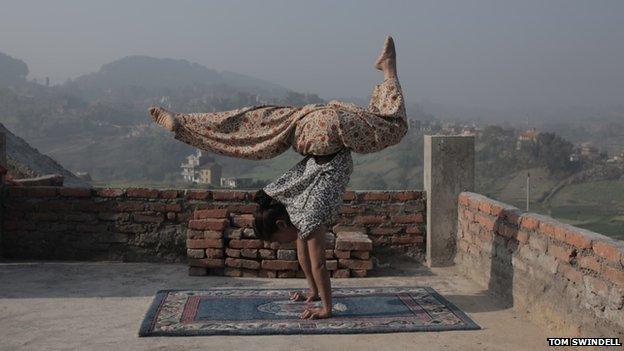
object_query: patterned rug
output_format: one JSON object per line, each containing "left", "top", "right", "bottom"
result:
{"left": 139, "top": 286, "right": 480, "bottom": 336}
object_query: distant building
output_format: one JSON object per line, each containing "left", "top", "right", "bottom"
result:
{"left": 181, "top": 149, "right": 222, "bottom": 185}
{"left": 516, "top": 128, "right": 540, "bottom": 150}
{"left": 221, "top": 177, "right": 254, "bottom": 188}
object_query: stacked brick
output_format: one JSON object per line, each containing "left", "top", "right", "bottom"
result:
{"left": 455, "top": 191, "right": 624, "bottom": 335}
{"left": 186, "top": 209, "right": 374, "bottom": 278}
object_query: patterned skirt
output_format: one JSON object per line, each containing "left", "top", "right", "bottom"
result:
{"left": 262, "top": 147, "right": 353, "bottom": 240}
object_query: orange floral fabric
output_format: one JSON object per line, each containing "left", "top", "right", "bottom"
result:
{"left": 174, "top": 78, "right": 407, "bottom": 159}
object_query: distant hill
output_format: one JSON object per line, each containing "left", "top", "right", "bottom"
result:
{"left": 63, "top": 56, "right": 289, "bottom": 101}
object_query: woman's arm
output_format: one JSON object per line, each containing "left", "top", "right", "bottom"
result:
{"left": 300, "top": 225, "right": 332, "bottom": 319}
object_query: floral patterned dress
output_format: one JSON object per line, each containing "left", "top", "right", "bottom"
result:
{"left": 173, "top": 77, "right": 407, "bottom": 158}
{"left": 262, "top": 147, "right": 353, "bottom": 239}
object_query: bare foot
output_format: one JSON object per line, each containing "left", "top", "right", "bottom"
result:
{"left": 300, "top": 306, "right": 332, "bottom": 319}
{"left": 374, "top": 36, "right": 397, "bottom": 79}
{"left": 148, "top": 106, "right": 179, "bottom": 132}
{"left": 289, "top": 291, "right": 320, "bottom": 302}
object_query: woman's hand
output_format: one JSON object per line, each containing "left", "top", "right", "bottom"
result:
{"left": 289, "top": 290, "right": 319, "bottom": 302}
{"left": 299, "top": 307, "right": 332, "bottom": 320}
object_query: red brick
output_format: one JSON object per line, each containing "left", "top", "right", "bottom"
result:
{"left": 116, "top": 202, "right": 144, "bottom": 212}
{"left": 335, "top": 235, "right": 372, "bottom": 251}
{"left": 540, "top": 222, "right": 566, "bottom": 242}
{"left": 351, "top": 251, "right": 370, "bottom": 260}
{"left": 405, "top": 226, "right": 422, "bottom": 234}
{"left": 228, "top": 204, "right": 258, "bottom": 213}
{"left": 488, "top": 203, "right": 506, "bottom": 217}
{"left": 147, "top": 203, "right": 166, "bottom": 212}
{"left": 361, "top": 192, "right": 390, "bottom": 201}
{"left": 187, "top": 249, "right": 206, "bottom": 258}
{"left": 592, "top": 241, "right": 622, "bottom": 264}
{"left": 393, "top": 191, "right": 421, "bottom": 201}
{"left": 338, "top": 259, "right": 373, "bottom": 270}
{"left": 558, "top": 264, "right": 583, "bottom": 284}
{"left": 59, "top": 187, "right": 92, "bottom": 197}
{"left": 332, "top": 225, "right": 366, "bottom": 233}
{"left": 240, "top": 269, "right": 259, "bottom": 277}
{"left": 261, "top": 260, "right": 299, "bottom": 271}
{"left": 185, "top": 190, "right": 211, "bottom": 200}
{"left": 332, "top": 269, "right": 350, "bottom": 278}
{"left": 212, "top": 191, "right": 247, "bottom": 201}
{"left": 578, "top": 255, "right": 603, "bottom": 273}
{"left": 458, "top": 193, "right": 471, "bottom": 207}
{"left": 368, "top": 227, "right": 403, "bottom": 235}
{"left": 229, "top": 239, "right": 264, "bottom": 249}
{"left": 477, "top": 201, "right": 492, "bottom": 214}
{"left": 225, "top": 248, "right": 241, "bottom": 258}
{"left": 259, "top": 249, "right": 276, "bottom": 259}
{"left": 342, "top": 191, "right": 356, "bottom": 201}
{"left": 602, "top": 265, "right": 624, "bottom": 287}
{"left": 475, "top": 213, "right": 497, "bottom": 231}
{"left": 186, "top": 239, "right": 224, "bottom": 249}
{"left": 187, "top": 230, "right": 222, "bottom": 239}
{"left": 563, "top": 228, "right": 592, "bottom": 249}
{"left": 548, "top": 243, "right": 575, "bottom": 263}
{"left": 462, "top": 209, "right": 475, "bottom": 222}
{"left": 159, "top": 190, "right": 179, "bottom": 199}
{"left": 339, "top": 205, "right": 365, "bottom": 214}
{"left": 258, "top": 270, "right": 277, "bottom": 278}
{"left": 351, "top": 269, "right": 368, "bottom": 277}
{"left": 585, "top": 275, "right": 610, "bottom": 297}
{"left": 134, "top": 212, "right": 163, "bottom": 223}
{"left": 225, "top": 258, "right": 260, "bottom": 270}
{"left": 224, "top": 268, "right": 242, "bottom": 277}
{"left": 126, "top": 188, "right": 159, "bottom": 198}
{"left": 241, "top": 248, "right": 258, "bottom": 258}
{"left": 95, "top": 188, "right": 124, "bottom": 197}
{"left": 390, "top": 214, "right": 424, "bottom": 224}
{"left": 188, "top": 258, "right": 225, "bottom": 268}
{"left": 165, "top": 203, "right": 183, "bottom": 212}
{"left": 205, "top": 248, "right": 224, "bottom": 258}
{"left": 334, "top": 250, "right": 350, "bottom": 259}
{"left": 24, "top": 187, "right": 58, "bottom": 198}
{"left": 232, "top": 214, "right": 254, "bottom": 228}
{"left": 354, "top": 215, "right": 386, "bottom": 224}
{"left": 263, "top": 241, "right": 297, "bottom": 250}
{"left": 516, "top": 230, "right": 529, "bottom": 244}
{"left": 520, "top": 215, "right": 540, "bottom": 231}
{"left": 194, "top": 209, "right": 230, "bottom": 219}
{"left": 391, "top": 235, "right": 423, "bottom": 245}
{"left": 528, "top": 235, "right": 548, "bottom": 253}
{"left": 188, "top": 219, "right": 228, "bottom": 231}
{"left": 325, "top": 249, "right": 334, "bottom": 259}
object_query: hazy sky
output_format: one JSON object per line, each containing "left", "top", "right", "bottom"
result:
{"left": 1, "top": 0, "right": 623, "bottom": 109}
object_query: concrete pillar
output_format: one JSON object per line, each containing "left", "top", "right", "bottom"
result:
{"left": 424, "top": 135, "right": 475, "bottom": 267}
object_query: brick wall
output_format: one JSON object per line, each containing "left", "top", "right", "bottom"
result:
{"left": 455, "top": 192, "right": 624, "bottom": 336}
{"left": 1, "top": 187, "right": 425, "bottom": 263}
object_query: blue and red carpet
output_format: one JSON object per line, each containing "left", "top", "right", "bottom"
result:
{"left": 139, "top": 286, "right": 480, "bottom": 336}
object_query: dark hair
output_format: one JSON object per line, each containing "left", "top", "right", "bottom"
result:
{"left": 252, "top": 190, "right": 292, "bottom": 241}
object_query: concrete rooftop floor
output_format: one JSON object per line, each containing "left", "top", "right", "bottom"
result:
{"left": 0, "top": 260, "right": 551, "bottom": 351}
